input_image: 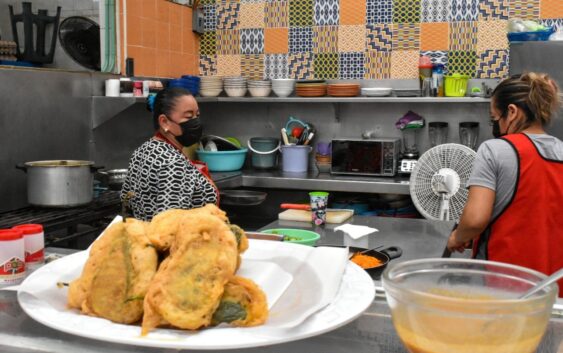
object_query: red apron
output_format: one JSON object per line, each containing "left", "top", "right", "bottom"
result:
{"left": 154, "top": 132, "right": 220, "bottom": 206}
{"left": 473, "top": 133, "right": 563, "bottom": 296}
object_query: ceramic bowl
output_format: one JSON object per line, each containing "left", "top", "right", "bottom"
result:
{"left": 248, "top": 87, "right": 272, "bottom": 97}
{"left": 225, "top": 87, "right": 247, "bottom": 97}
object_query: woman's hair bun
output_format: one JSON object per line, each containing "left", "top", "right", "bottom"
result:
{"left": 146, "top": 94, "right": 156, "bottom": 112}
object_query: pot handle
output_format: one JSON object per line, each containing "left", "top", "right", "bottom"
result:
{"left": 15, "top": 163, "right": 27, "bottom": 172}
{"left": 91, "top": 165, "right": 105, "bottom": 173}
{"left": 380, "top": 246, "right": 403, "bottom": 260}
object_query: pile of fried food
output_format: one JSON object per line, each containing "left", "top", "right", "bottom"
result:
{"left": 67, "top": 205, "right": 268, "bottom": 335}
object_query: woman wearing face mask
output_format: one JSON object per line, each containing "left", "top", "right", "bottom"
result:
{"left": 121, "top": 87, "right": 218, "bottom": 221}
{"left": 447, "top": 72, "right": 563, "bottom": 294}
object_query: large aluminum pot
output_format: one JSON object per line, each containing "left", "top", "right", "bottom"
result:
{"left": 16, "top": 160, "right": 102, "bottom": 207}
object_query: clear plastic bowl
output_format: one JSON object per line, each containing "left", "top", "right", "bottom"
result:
{"left": 382, "top": 259, "right": 557, "bottom": 353}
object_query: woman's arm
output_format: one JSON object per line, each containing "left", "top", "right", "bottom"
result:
{"left": 447, "top": 185, "right": 495, "bottom": 252}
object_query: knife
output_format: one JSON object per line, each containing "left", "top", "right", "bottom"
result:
{"left": 281, "top": 203, "right": 312, "bottom": 210}
{"left": 245, "top": 231, "right": 284, "bottom": 241}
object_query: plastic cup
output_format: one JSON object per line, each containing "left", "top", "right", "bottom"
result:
{"left": 309, "top": 191, "right": 329, "bottom": 225}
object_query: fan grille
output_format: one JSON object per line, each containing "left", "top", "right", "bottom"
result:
{"left": 410, "top": 144, "right": 476, "bottom": 221}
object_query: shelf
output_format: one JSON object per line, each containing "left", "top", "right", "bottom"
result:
{"left": 92, "top": 96, "right": 142, "bottom": 129}
{"left": 196, "top": 96, "right": 491, "bottom": 103}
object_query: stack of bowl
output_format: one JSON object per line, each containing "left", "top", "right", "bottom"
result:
{"left": 248, "top": 80, "right": 272, "bottom": 97}
{"left": 271, "top": 79, "right": 296, "bottom": 97}
{"left": 295, "top": 80, "right": 327, "bottom": 97}
{"left": 224, "top": 77, "right": 247, "bottom": 97}
{"left": 199, "top": 76, "right": 223, "bottom": 97}
{"left": 327, "top": 83, "right": 360, "bottom": 97}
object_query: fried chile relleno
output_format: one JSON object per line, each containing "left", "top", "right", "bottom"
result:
{"left": 212, "top": 276, "right": 268, "bottom": 327}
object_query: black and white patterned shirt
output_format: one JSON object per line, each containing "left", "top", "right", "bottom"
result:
{"left": 121, "top": 138, "right": 218, "bottom": 221}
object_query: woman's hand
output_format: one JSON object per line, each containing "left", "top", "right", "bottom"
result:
{"left": 447, "top": 230, "right": 468, "bottom": 253}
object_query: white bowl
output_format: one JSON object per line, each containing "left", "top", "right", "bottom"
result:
{"left": 272, "top": 88, "right": 293, "bottom": 97}
{"left": 361, "top": 87, "right": 393, "bottom": 97}
{"left": 225, "top": 87, "right": 247, "bottom": 97}
{"left": 199, "top": 89, "right": 222, "bottom": 97}
{"left": 248, "top": 87, "right": 272, "bottom": 97}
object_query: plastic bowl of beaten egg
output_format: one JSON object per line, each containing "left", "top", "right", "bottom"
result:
{"left": 382, "top": 258, "right": 557, "bottom": 353}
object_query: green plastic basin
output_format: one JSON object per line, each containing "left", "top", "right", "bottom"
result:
{"left": 261, "top": 228, "right": 320, "bottom": 246}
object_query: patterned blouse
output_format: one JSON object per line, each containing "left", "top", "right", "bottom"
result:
{"left": 121, "top": 138, "right": 218, "bottom": 221}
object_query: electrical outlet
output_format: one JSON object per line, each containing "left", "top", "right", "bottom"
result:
{"left": 192, "top": 6, "right": 204, "bottom": 34}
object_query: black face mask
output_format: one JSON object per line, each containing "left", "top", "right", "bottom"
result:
{"left": 174, "top": 117, "right": 203, "bottom": 147}
{"left": 492, "top": 119, "right": 503, "bottom": 138}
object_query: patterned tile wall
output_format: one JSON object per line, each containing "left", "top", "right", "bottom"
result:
{"left": 199, "top": 0, "right": 563, "bottom": 79}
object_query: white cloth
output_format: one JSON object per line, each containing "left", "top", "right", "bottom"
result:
{"left": 334, "top": 223, "right": 379, "bottom": 240}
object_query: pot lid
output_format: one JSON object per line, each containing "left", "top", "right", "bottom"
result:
{"left": 24, "top": 160, "right": 94, "bottom": 167}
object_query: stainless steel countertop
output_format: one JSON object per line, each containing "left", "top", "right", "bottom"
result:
{"left": 1, "top": 217, "right": 561, "bottom": 353}
{"left": 211, "top": 170, "right": 411, "bottom": 194}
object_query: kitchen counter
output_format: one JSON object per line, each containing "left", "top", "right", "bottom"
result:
{"left": 1, "top": 216, "right": 561, "bottom": 353}
{"left": 211, "top": 170, "right": 410, "bottom": 194}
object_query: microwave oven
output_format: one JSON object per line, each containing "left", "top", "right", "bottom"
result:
{"left": 331, "top": 138, "right": 400, "bottom": 177}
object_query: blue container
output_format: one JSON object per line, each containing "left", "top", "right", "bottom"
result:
{"left": 197, "top": 148, "right": 248, "bottom": 172}
{"left": 507, "top": 27, "right": 554, "bottom": 42}
{"left": 280, "top": 145, "right": 312, "bottom": 173}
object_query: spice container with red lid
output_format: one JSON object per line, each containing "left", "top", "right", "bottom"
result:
{"left": 0, "top": 229, "right": 26, "bottom": 287}
{"left": 13, "top": 224, "right": 44, "bottom": 271}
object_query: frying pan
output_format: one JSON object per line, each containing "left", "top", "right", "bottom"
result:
{"left": 348, "top": 246, "right": 403, "bottom": 279}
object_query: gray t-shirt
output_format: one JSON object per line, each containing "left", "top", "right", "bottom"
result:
{"left": 469, "top": 133, "right": 563, "bottom": 258}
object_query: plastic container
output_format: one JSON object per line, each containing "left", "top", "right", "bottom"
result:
{"left": 196, "top": 148, "right": 247, "bottom": 172}
{"left": 382, "top": 258, "right": 557, "bottom": 353}
{"left": 280, "top": 145, "right": 312, "bottom": 173}
{"left": 507, "top": 27, "right": 554, "bottom": 42}
{"left": 261, "top": 228, "right": 320, "bottom": 246}
{"left": 12, "top": 224, "right": 44, "bottom": 271}
{"left": 444, "top": 74, "right": 469, "bottom": 97}
{"left": 247, "top": 137, "right": 280, "bottom": 169}
{"left": 0, "top": 229, "right": 26, "bottom": 287}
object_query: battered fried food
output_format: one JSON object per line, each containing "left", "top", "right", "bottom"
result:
{"left": 212, "top": 276, "right": 268, "bottom": 327}
{"left": 142, "top": 213, "right": 239, "bottom": 334}
{"left": 146, "top": 204, "right": 228, "bottom": 251}
{"left": 67, "top": 219, "right": 158, "bottom": 324}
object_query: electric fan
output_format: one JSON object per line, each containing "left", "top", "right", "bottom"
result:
{"left": 409, "top": 144, "right": 476, "bottom": 222}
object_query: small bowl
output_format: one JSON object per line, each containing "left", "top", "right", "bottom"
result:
{"left": 261, "top": 228, "right": 320, "bottom": 246}
{"left": 199, "top": 89, "right": 222, "bottom": 97}
{"left": 225, "top": 88, "right": 247, "bottom": 97}
{"left": 248, "top": 87, "right": 272, "bottom": 97}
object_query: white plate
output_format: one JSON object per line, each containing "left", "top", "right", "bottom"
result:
{"left": 18, "top": 240, "right": 374, "bottom": 350}
{"left": 361, "top": 87, "right": 393, "bottom": 97}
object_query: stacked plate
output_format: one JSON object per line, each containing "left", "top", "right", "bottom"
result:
{"left": 361, "top": 87, "right": 393, "bottom": 97}
{"left": 295, "top": 80, "right": 327, "bottom": 97}
{"left": 327, "top": 84, "right": 360, "bottom": 97}
{"left": 272, "top": 79, "right": 295, "bottom": 97}
{"left": 199, "top": 76, "right": 223, "bottom": 97}
{"left": 0, "top": 40, "right": 17, "bottom": 61}
{"left": 224, "top": 76, "right": 247, "bottom": 97}
{"left": 248, "top": 79, "right": 272, "bottom": 97}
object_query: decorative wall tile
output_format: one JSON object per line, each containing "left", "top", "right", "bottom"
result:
{"left": 390, "top": 49, "right": 419, "bottom": 78}
{"left": 479, "top": 0, "right": 509, "bottom": 20}
{"left": 200, "top": 0, "right": 216, "bottom": 4}
{"left": 540, "top": 0, "right": 563, "bottom": 19}
{"left": 393, "top": 23, "right": 420, "bottom": 50}
{"left": 313, "top": 26, "right": 338, "bottom": 53}
{"left": 477, "top": 20, "right": 508, "bottom": 52}
{"left": 541, "top": 18, "right": 563, "bottom": 31}
{"left": 448, "top": 50, "right": 477, "bottom": 76}
{"left": 340, "top": 0, "right": 367, "bottom": 25}
{"left": 339, "top": 52, "right": 365, "bottom": 79}
{"left": 450, "top": 21, "right": 477, "bottom": 51}
{"left": 393, "top": 0, "right": 421, "bottom": 23}
{"left": 200, "top": 31, "right": 217, "bottom": 56}
{"left": 265, "top": 1, "right": 289, "bottom": 28}
{"left": 265, "top": 54, "right": 290, "bottom": 79}
{"left": 241, "top": 54, "right": 265, "bottom": 80}
{"left": 217, "top": 29, "right": 240, "bottom": 55}
{"left": 203, "top": 4, "right": 217, "bottom": 31}
{"left": 242, "top": 0, "right": 264, "bottom": 3}
{"left": 421, "top": 0, "right": 451, "bottom": 22}
{"left": 289, "top": 53, "right": 314, "bottom": 79}
{"left": 420, "top": 22, "right": 449, "bottom": 51}
{"left": 452, "top": 0, "right": 480, "bottom": 21}
{"left": 366, "top": 24, "right": 393, "bottom": 51}
{"left": 338, "top": 25, "right": 366, "bottom": 52}
{"left": 476, "top": 49, "right": 508, "bottom": 78}
{"left": 217, "top": 2, "right": 240, "bottom": 30}
{"left": 199, "top": 55, "right": 217, "bottom": 76}
{"left": 289, "top": 27, "right": 314, "bottom": 53}
{"left": 509, "top": 0, "right": 540, "bottom": 20}
{"left": 420, "top": 50, "right": 448, "bottom": 68}
{"left": 367, "top": 0, "right": 393, "bottom": 24}
{"left": 365, "top": 50, "right": 391, "bottom": 79}
{"left": 314, "top": 0, "right": 339, "bottom": 25}
{"left": 241, "top": 29, "right": 265, "bottom": 54}
{"left": 289, "top": 0, "right": 314, "bottom": 27}
{"left": 313, "top": 52, "right": 339, "bottom": 79}
{"left": 239, "top": 3, "right": 266, "bottom": 29}
{"left": 217, "top": 54, "right": 242, "bottom": 76}
{"left": 265, "top": 28, "right": 289, "bottom": 53}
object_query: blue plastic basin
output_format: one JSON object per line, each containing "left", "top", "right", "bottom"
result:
{"left": 197, "top": 148, "right": 247, "bottom": 172}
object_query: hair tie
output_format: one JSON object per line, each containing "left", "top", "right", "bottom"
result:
{"left": 147, "top": 94, "right": 156, "bottom": 112}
